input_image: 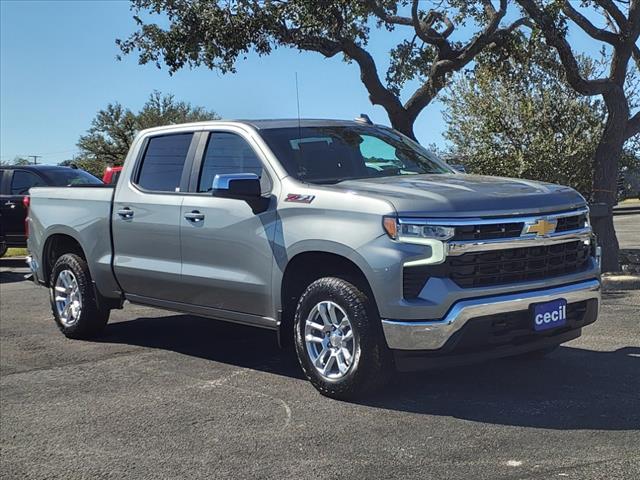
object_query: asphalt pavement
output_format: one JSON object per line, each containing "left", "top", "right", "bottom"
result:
{"left": 1, "top": 217, "right": 639, "bottom": 479}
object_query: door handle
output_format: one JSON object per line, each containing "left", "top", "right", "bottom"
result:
{"left": 184, "top": 211, "right": 205, "bottom": 222}
{"left": 117, "top": 208, "right": 134, "bottom": 219}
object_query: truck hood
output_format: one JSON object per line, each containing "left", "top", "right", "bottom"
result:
{"left": 331, "top": 174, "right": 586, "bottom": 217}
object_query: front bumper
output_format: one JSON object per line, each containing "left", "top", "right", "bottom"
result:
{"left": 381, "top": 278, "right": 601, "bottom": 351}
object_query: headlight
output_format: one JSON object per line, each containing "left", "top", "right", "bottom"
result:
{"left": 383, "top": 217, "right": 455, "bottom": 244}
{"left": 383, "top": 217, "right": 453, "bottom": 266}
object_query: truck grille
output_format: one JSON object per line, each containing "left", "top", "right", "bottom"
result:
{"left": 555, "top": 213, "right": 588, "bottom": 232}
{"left": 403, "top": 240, "right": 591, "bottom": 297}
{"left": 451, "top": 212, "right": 587, "bottom": 241}
{"left": 452, "top": 222, "right": 524, "bottom": 241}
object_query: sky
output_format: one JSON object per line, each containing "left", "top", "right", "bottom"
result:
{"left": 1, "top": 0, "right": 603, "bottom": 165}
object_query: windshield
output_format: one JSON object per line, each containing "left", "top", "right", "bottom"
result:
{"left": 46, "top": 169, "right": 103, "bottom": 186}
{"left": 259, "top": 126, "right": 452, "bottom": 184}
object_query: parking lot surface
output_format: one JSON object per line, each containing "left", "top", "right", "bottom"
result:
{"left": 1, "top": 217, "right": 639, "bottom": 479}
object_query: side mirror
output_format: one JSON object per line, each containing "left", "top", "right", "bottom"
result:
{"left": 212, "top": 173, "right": 261, "bottom": 199}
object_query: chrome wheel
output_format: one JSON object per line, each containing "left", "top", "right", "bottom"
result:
{"left": 304, "top": 300, "right": 355, "bottom": 380}
{"left": 53, "top": 269, "right": 82, "bottom": 327}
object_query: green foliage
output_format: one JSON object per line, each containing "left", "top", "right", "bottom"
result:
{"left": 76, "top": 91, "right": 219, "bottom": 167}
{"left": 1, "top": 156, "right": 33, "bottom": 166}
{"left": 11, "top": 156, "right": 32, "bottom": 166}
{"left": 117, "top": 1, "right": 529, "bottom": 138}
{"left": 58, "top": 157, "right": 107, "bottom": 178}
{"left": 442, "top": 37, "right": 611, "bottom": 197}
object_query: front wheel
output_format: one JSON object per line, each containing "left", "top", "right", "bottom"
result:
{"left": 294, "top": 277, "right": 392, "bottom": 400}
{"left": 49, "top": 253, "right": 110, "bottom": 339}
{"left": 0, "top": 242, "right": 7, "bottom": 258}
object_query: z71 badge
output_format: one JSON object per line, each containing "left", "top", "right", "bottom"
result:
{"left": 285, "top": 193, "right": 315, "bottom": 204}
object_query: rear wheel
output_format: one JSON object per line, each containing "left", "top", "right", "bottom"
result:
{"left": 49, "top": 253, "right": 109, "bottom": 339}
{"left": 0, "top": 242, "right": 7, "bottom": 258}
{"left": 294, "top": 277, "right": 392, "bottom": 399}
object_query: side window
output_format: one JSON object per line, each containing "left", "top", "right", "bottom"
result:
{"left": 360, "top": 135, "right": 402, "bottom": 167}
{"left": 136, "top": 133, "right": 193, "bottom": 192}
{"left": 197, "top": 132, "right": 268, "bottom": 192}
{"left": 11, "top": 171, "right": 46, "bottom": 195}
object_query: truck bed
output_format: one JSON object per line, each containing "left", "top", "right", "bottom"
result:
{"left": 27, "top": 185, "right": 121, "bottom": 297}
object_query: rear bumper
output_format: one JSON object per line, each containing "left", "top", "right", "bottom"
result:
{"left": 381, "top": 278, "right": 601, "bottom": 352}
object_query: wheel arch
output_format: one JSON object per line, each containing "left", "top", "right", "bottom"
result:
{"left": 42, "top": 232, "right": 86, "bottom": 287}
{"left": 277, "top": 247, "right": 379, "bottom": 347}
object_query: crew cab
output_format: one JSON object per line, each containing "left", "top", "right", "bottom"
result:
{"left": 26, "top": 119, "right": 601, "bottom": 399}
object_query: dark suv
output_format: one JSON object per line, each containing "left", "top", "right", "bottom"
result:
{"left": 0, "top": 165, "right": 101, "bottom": 256}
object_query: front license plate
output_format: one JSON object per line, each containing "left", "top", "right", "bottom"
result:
{"left": 532, "top": 298, "right": 567, "bottom": 332}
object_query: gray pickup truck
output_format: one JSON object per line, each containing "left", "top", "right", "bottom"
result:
{"left": 26, "top": 118, "right": 601, "bottom": 399}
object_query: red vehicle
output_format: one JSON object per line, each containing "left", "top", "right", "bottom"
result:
{"left": 102, "top": 166, "right": 122, "bottom": 185}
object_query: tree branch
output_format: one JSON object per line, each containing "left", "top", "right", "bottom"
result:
{"left": 594, "top": 0, "right": 629, "bottom": 29}
{"left": 403, "top": 0, "right": 513, "bottom": 120}
{"left": 626, "top": 111, "right": 640, "bottom": 139}
{"left": 367, "top": 1, "right": 412, "bottom": 26}
{"left": 633, "top": 44, "right": 640, "bottom": 70}
{"left": 341, "top": 40, "right": 406, "bottom": 117}
{"left": 563, "top": 1, "right": 620, "bottom": 45}
{"left": 516, "top": 0, "right": 613, "bottom": 96}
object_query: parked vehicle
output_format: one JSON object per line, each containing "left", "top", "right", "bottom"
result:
{"left": 0, "top": 165, "right": 101, "bottom": 256}
{"left": 102, "top": 166, "right": 123, "bottom": 185}
{"left": 26, "top": 119, "right": 601, "bottom": 399}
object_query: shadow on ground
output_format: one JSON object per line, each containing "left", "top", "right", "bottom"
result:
{"left": 0, "top": 271, "right": 29, "bottom": 284}
{"left": 97, "top": 312, "right": 640, "bottom": 431}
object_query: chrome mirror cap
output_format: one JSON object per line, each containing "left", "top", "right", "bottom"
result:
{"left": 212, "top": 173, "right": 259, "bottom": 190}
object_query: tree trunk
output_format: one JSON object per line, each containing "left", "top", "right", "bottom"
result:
{"left": 389, "top": 112, "right": 417, "bottom": 141}
{"left": 591, "top": 89, "right": 629, "bottom": 272}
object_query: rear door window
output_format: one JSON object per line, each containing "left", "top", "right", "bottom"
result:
{"left": 136, "top": 133, "right": 193, "bottom": 192}
{"left": 10, "top": 171, "right": 46, "bottom": 195}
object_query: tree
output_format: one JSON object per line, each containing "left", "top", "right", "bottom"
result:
{"left": 59, "top": 156, "right": 106, "bottom": 178}
{"left": 117, "top": 0, "right": 529, "bottom": 140}
{"left": 442, "top": 36, "right": 615, "bottom": 198}
{"left": 77, "top": 91, "right": 219, "bottom": 167}
{"left": 513, "top": 0, "right": 640, "bottom": 271}
{"left": 11, "top": 156, "right": 32, "bottom": 166}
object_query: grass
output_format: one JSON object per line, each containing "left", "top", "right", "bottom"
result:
{"left": 4, "top": 248, "right": 28, "bottom": 258}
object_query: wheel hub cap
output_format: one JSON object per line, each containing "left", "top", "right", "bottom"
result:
{"left": 304, "top": 300, "right": 355, "bottom": 380}
{"left": 53, "top": 269, "right": 82, "bottom": 327}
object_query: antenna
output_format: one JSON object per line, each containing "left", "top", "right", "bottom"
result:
{"left": 295, "top": 72, "right": 302, "bottom": 135}
{"left": 294, "top": 72, "right": 305, "bottom": 180}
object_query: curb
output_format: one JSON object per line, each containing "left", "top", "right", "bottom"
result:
{"left": 602, "top": 275, "right": 640, "bottom": 291}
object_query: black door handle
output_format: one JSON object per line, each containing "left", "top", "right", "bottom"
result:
{"left": 184, "top": 210, "right": 205, "bottom": 222}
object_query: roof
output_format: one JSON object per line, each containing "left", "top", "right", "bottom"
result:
{"left": 239, "top": 119, "right": 369, "bottom": 129}
{"left": 137, "top": 118, "right": 377, "bottom": 136}
{"left": 0, "top": 164, "right": 74, "bottom": 171}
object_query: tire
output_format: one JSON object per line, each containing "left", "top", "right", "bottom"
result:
{"left": 294, "top": 277, "right": 392, "bottom": 400}
{"left": 513, "top": 344, "right": 559, "bottom": 360}
{"left": 49, "top": 253, "right": 109, "bottom": 339}
{"left": 0, "top": 242, "right": 7, "bottom": 258}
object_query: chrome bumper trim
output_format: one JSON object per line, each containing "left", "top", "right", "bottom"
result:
{"left": 382, "top": 279, "right": 601, "bottom": 351}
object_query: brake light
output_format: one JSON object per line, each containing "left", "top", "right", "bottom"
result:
{"left": 23, "top": 196, "right": 30, "bottom": 238}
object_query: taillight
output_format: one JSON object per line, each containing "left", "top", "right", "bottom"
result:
{"left": 23, "top": 196, "right": 30, "bottom": 238}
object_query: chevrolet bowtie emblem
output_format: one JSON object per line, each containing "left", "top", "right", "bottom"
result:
{"left": 524, "top": 218, "right": 558, "bottom": 237}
